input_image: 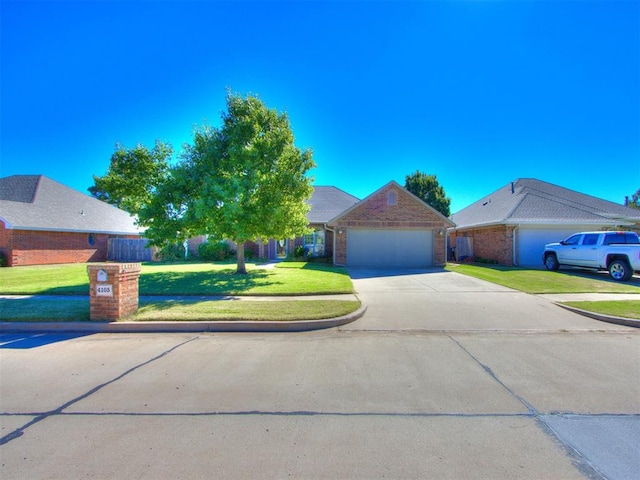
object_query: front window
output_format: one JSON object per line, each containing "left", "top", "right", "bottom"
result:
{"left": 304, "top": 228, "right": 325, "bottom": 256}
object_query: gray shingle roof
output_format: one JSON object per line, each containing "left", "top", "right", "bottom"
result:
{"left": 0, "top": 175, "right": 142, "bottom": 234}
{"left": 307, "top": 186, "right": 360, "bottom": 224}
{"left": 452, "top": 178, "right": 640, "bottom": 228}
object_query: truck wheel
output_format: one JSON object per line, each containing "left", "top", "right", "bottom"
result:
{"left": 544, "top": 254, "right": 559, "bottom": 271}
{"left": 608, "top": 259, "right": 632, "bottom": 281}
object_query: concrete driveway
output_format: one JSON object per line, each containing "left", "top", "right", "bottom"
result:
{"left": 0, "top": 268, "right": 638, "bottom": 479}
{"left": 345, "top": 267, "right": 619, "bottom": 331}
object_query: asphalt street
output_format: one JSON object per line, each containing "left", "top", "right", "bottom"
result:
{"left": 1, "top": 269, "right": 638, "bottom": 479}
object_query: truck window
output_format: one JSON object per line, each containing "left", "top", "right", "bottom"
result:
{"left": 604, "top": 232, "right": 638, "bottom": 245}
{"left": 582, "top": 234, "right": 599, "bottom": 246}
{"left": 624, "top": 233, "right": 639, "bottom": 244}
{"left": 564, "top": 234, "right": 582, "bottom": 246}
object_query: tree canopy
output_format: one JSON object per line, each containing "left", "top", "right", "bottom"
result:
{"left": 89, "top": 141, "right": 172, "bottom": 215}
{"left": 140, "top": 92, "right": 315, "bottom": 273}
{"left": 404, "top": 170, "right": 451, "bottom": 217}
{"left": 626, "top": 188, "right": 640, "bottom": 209}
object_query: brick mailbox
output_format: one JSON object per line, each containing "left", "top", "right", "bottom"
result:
{"left": 87, "top": 263, "right": 142, "bottom": 321}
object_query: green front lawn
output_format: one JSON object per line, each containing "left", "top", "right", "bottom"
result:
{"left": 0, "top": 297, "right": 361, "bottom": 322}
{"left": 446, "top": 263, "right": 640, "bottom": 294}
{"left": 0, "top": 261, "right": 353, "bottom": 296}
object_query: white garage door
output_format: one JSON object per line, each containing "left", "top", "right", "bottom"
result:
{"left": 347, "top": 229, "right": 433, "bottom": 267}
{"left": 518, "top": 226, "right": 594, "bottom": 267}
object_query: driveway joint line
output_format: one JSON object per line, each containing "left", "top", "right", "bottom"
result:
{"left": 446, "top": 334, "right": 538, "bottom": 414}
{"left": 446, "top": 334, "right": 611, "bottom": 480}
{"left": 0, "top": 336, "right": 198, "bottom": 446}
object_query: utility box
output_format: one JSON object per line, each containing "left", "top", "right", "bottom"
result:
{"left": 87, "top": 263, "right": 142, "bottom": 321}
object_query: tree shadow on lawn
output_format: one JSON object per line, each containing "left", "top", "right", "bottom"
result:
{"left": 139, "top": 268, "right": 278, "bottom": 295}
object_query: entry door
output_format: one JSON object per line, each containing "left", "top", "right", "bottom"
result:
{"left": 276, "top": 239, "right": 288, "bottom": 258}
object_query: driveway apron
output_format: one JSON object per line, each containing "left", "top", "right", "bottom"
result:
{"left": 344, "top": 267, "right": 626, "bottom": 331}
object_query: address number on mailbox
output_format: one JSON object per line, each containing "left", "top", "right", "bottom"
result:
{"left": 96, "top": 284, "right": 113, "bottom": 297}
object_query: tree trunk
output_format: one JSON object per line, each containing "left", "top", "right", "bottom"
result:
{"left": 236, "top": 240, "right": 247, "bottom": 274}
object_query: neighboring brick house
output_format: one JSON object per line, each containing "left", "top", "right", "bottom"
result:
{"left": 450, "top": 178, "right": 640, "bottom": 267}
{"left": 0, "top": 175, "right": 142, "bottom": 267}
{"left": 328, "top": 181, "right": 455, "bottom": 267}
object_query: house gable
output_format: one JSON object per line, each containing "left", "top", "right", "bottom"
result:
{"left": 328, "top": 180, "right": 455, "bottom": 229}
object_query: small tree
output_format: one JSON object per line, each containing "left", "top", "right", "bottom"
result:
{"left": 626, "top": 188, "right": 640, "bottom": 209}
{"left": 404, "top": 170, "right": 451, "bottom": 217}
{"left": 140, "top": 92, "right": 315, "bottom": 274}
{"left": 89, "top": 141, "right": 173, "bottom": 215}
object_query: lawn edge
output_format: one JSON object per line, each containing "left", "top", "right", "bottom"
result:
{"left": 0, "top": 305, "right": 368, "bottom": 333}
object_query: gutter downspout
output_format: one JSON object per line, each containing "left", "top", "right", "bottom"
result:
{"left": 513, "top": 225, "right": 519, "bottom": 266}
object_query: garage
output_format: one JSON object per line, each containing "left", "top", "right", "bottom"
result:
{"left": 346, "top": 229, "right": 434, "bottom": 267}
{"left": 517, "top": 226, "right": 593, "bottom": 267}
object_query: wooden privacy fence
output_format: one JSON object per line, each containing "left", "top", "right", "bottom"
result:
{"left": 108, "top": 238, "right": 153, "bottom": 262}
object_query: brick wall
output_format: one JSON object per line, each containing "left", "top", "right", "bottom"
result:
{"left": 331, "top": 184, "right": 451, "bottom": 265}
{"left": 88, "top": 263, "right": 141, "bottom": 320}
{"left": 450, "top": 225, "right": 515, "bottom": 265}
{"left": 0, "top": 224, "right": 138, "bottom": 267}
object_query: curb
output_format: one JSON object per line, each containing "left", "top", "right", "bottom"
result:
{"left": 555, "top": 303, "right": 640, "bottom": 329}
{"left": 0, "top": 305, "right": 367, "bottom": 334}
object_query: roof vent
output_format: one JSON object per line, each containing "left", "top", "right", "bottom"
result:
{"left": 511, "top": 182, "right": 515, "bottom": 194}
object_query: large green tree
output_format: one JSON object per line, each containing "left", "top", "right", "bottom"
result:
{"left": 140, "top": 92, "right": 315, "bottom": 274}
{"left": 404, "top": 170, "right": 451, "bottom": 217}
{"left": 89, "top": 141, "right": 173, "bottom": 215}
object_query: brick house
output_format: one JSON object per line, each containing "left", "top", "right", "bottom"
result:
{"left": 450, "top": 178, "right": 640, "bottom": 267}
{"left": 0, "top": 175, "right": 142, "bottom": 267}
{"left": 201, "top": 182, "right": 453, "bottom": 268}
{"left": 328, "top": 181, "right": 455, "bottom": 267}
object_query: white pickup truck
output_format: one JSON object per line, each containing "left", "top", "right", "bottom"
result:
{"left": 543, "top": 231, "right": 640, "bottom": 281}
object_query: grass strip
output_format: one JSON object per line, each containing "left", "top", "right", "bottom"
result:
{"left": 133, "top": 299, "right": 361, "bottom": 322}
{"left": 0, "top": 297, "right": 361, "bottom": 323}
{"left": 0, "top": 297, "right": 90, "bottom": 322}
{"left": 446, "top": 263, "right": 640, "bottom": 294}
{"left": 561, "top": 300, "right": 640, "bottom": 320}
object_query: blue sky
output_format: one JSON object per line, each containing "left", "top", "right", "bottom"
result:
{"left": 1, "top": 0, "right": 638, "bottom": 213}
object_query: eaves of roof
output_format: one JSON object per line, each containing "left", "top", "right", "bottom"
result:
{"left": 7, "top": 225, "right": 143, "bottom": 236}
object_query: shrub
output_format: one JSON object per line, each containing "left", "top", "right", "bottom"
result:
{"left": 198, "top": 240, "right": 234, "bottom": 262}
{"left": 475, "top": 257, "right": 499, "bottom": 265}
{"left": 156, "top": 243, "right": 187, "bottom": 262}
{"left": 294, "top": 245, "right": 306, "bottom": 258}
